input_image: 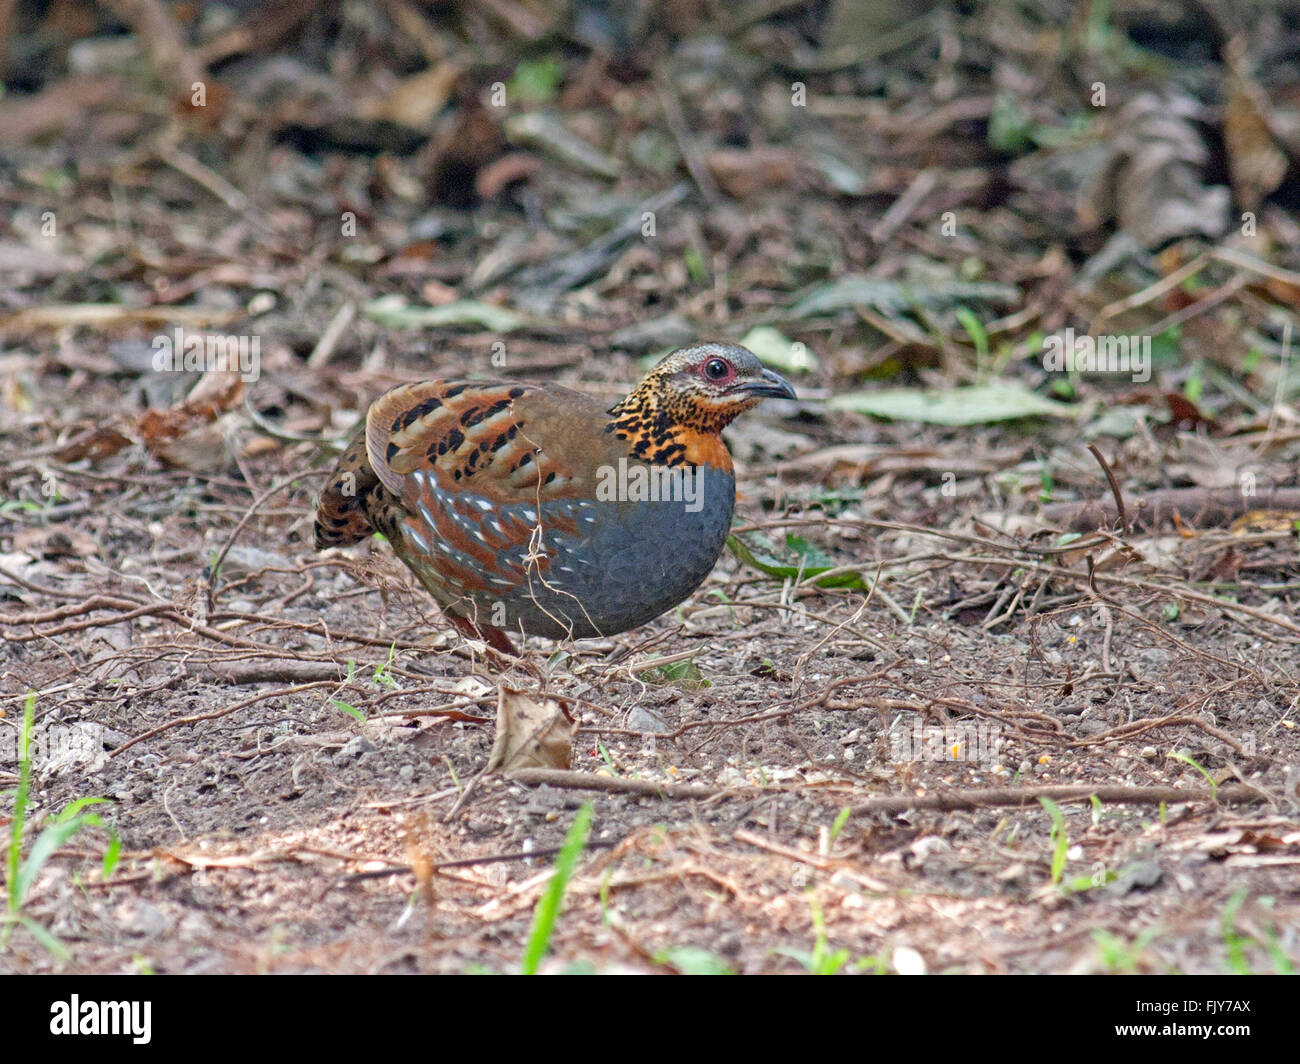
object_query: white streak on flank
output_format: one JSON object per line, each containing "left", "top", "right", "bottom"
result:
{"left": 405, "top": 526, "right": 431, "bottom": 554}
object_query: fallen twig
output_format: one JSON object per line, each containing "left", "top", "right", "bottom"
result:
{"left": 850, "top": 783, "right": 1264, "bottom": 813}
{"left": 1086, "top": 442, "right": 1128, "bottom": 535}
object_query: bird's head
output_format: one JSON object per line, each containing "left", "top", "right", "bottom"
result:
{"left": 650, "top": 342, "right": 796, "bottom": 413}
{"left": 608, "top": 342, "right": 796, "bottom": 468}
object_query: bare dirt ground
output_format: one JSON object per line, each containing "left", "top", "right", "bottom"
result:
{"left": 2, "top": 1, "right": 1299, "bottom": 974}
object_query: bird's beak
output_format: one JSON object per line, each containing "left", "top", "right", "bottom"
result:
{"left": 730, "top": 368, "right": 797, "bottom": 401}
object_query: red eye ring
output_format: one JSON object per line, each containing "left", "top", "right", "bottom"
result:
{"left": 702, "top": 358, "right": 733, "bottom": 381}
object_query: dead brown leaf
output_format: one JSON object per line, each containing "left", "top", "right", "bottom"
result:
{"left": 357, "top": 63, "right": 463, "bottom": 130}
{"left": 1083, "top": 92, "right": 1230, "bottom": 248}
{"left": 137, "top": 368, "right": 246, "bottom": 471}
{"left": 707, "top": 147, "right": 805, "bottom": 199}
{"left": 487, "top": 686, "right": 575, "bottom": 773}
{"left": 1223, "top": 40, "right": 1288, "bottom": 211}
{"left": 54, "top": 426, "right": 134, "bottom": 462}
{"left": 12, "top": 525, "right": 100, "bottom": 559}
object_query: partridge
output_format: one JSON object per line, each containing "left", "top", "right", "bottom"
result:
{"left": 314, "top": 343, "right": 795, "bottom": 652}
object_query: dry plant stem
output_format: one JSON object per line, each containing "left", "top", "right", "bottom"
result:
{"left": 207, "top": 470, "right": 326, "bottom": 612}
{"left": 1086, "top": 442, "right": 1128, "bottom": 534}
{"left": 109, "top": 681, "right": 336, "bottom": 757}
{"left": 1211, "top": 245, "right": 1300, "bottom": 289}
{"left": 1267, "top": 319, "right": 1293, "bottom": 441}
{"left": 871, "top": 168, "right": 938, "bottom": 244}
{"left": 1142, "top": 273, "right": 1248, "bottom": 338}
{"left": 1, "top": 594, "right": 305, "bottom": 652}
{"left": 1093, "top": 599, "right": 1264, "bottom": 685}
{"left": 505, "top": 771, "right": 1264, "bottom": 811}
{"left": 943, "top": 552, "right": 1300, "bottom": 641}
{"left": 654, "top": 76, "right": 720, "bottom": 204}
{"left": 792, "top": 596, "right": 873, "bottom": 690}
{"left": 851, "top": 783, "right": 1263, "bottom": 813}
{"left": 732, "top": 829, "right": 890, "bottom": 891}
{"left": 101, "top": 0, "right": 204, "bottom": 95}
{"left": 508, "top": 768, "right": 739, "bottom": 799}
{"left": 333, "top": 838, "right": 622, "bottom": 889}
{"left": 443, "top": 766, "right": 491, "bottom": 821}
{"left": 1093, "top": 252, "right": 1211, "bottom": 326}
{"left": 1069, "top": 713, "right": 1249, "bottom": 755}
{"left": 0, "top": 562, "right": 100, "bottom": 600}
{"left": 158, "top": 142, "right": 249, "bottom": 212}
{"left": 306, "top": 300, "right": 358, "bottom": 369}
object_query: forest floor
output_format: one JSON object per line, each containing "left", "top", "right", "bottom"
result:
{"left": 1, "top": 1, "right": 1298, "bottom": 973}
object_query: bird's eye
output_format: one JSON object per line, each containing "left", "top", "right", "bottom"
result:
{"left": 703, "top": 358, "right": 731, "bottom": 380}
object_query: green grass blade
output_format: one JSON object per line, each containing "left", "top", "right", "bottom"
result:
{"left": 19, "top": 913, "right": 71, "bottom": 963}
{"left": 6, "top": 692, "right": 36, "bottom": 914}
{"left": 1169, "top": 752, "right": 1217, "bottom": 799}
{"left": 15, "top": 817, "right": 97, "bottom": 906}
{"left": 521, "top": 802, "right": 593, "bottom": 974}
{"left": 1039, "top": 797, "right": 1068, "bottom": 885}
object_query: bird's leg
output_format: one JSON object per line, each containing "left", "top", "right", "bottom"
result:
{"left": 447, "top": 611, "right": 519, "bottom": 656}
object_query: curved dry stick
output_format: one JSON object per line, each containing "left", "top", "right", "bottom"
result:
{"left": 1087, "top": 442, "right": 1128, "bottom": 535}
{"left": 850, "top": 782, "right": 1265, "bottom": 813}
{"left": 506, "top": 770, "right": 1267, "bottom": 811}
{"left": 1069, "top": 713, "right": 1248, "bottom": 755}
{"left": 110, "top": 681, "right": 336, "bottom": 757}
{"left": 206, "top": 469, "right": 326, "bottom": 612}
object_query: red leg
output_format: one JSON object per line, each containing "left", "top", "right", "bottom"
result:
{"left": 447, "top": 612, "right": 519, "bottom": 655}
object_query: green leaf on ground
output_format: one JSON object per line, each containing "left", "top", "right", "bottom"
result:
{"left": 740, "top": 325, "right": 819, "bottom": 373}
{"left": 787, "top": 275, "right": 1020, "bottom": 319}
{"left": 509, "top": 57, "right": 564, "bottom": 104}
{"left": 363, "top": 296, "right": 529, "bottom": 333}
{"left": 728, "top": 534, "right": 867, "bottom": 589}
{"left": 829, "top": 383, "right": 1079, "bottom": 425}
